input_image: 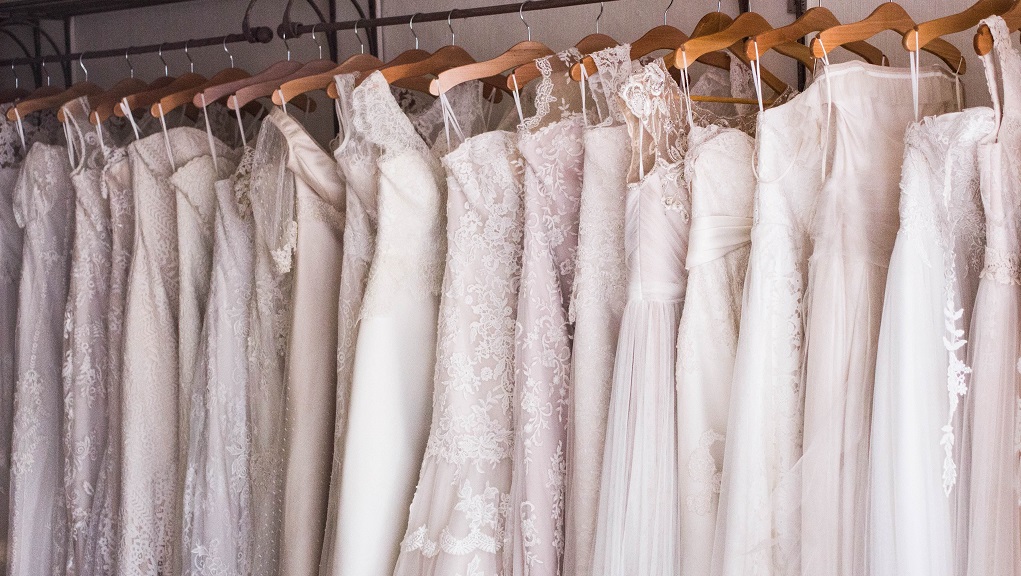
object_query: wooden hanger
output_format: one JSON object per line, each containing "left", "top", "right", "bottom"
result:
{"left": 276, "top": 20, "right": 385, "bottom": 104}
{"left": 115, "top": 44, "right": 205, "bottom": 118}
{"left": 674, "top": 12, "right": 790, "bottom": 96}
{"left": 11, "top": 55, "right": 103, "bottom": 123}
{"left": 513, "top": 3, "right": 618, "bottom": 87}
{"left": 232, "top": 33, "right": 336, "bottom": 110}
{"left": 432, "top": 2, "right": 554, "bottom": 96}
{"left": 90, "top": 51, "right": 156, "bottom": 125}
{"left": 909, "top": 0, "right": 1014, "bottom": 56}
{"left": 154, "top": 40, "right": 252, "bottom": 117}
{"left": 812, "top": 3, "right": 967, "bottom": 72}
{"left": 974, "top": 0, "right": 1021, "bottom": 55}
{"left": 745, "top": 7, "right": 886, "bottom": 66}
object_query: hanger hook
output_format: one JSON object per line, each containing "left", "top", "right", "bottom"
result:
{"left": 354, "top": 19, "right": 365, "bottom": 54}
{"left": 40, "top": 59, "right": 50, "bottom": 87}
{"left": 11, "top": 63, "right": 19, "bottom": 90}
{"left": 79, "top": 52, "right": 88, "bottom": 82}
{"left": 223, "top": 36, "right": 235, "bottom": 68}
{"left": 595, "top": 2, "right": 604, "bottom": 34}
{"left": 158, "top": 43, "right": 169, "bottom": 76}
{"left": 184, "top": 40, "right": 194, "bottom": 73}
{"left": 124, "top": 47, "right": 135, "bottom": 78}
{"left": 664, "top": 0, "right": 675, "bottom": 25}
{"left": 718, "top": 0, "right": 722, "bottom": 12}
{"left": 520, "top": 1, "right": 532, "bottom": 41}
{"left": 409, "top": 13, "right": 420, "bottom": 50}
{"left": 448, "top": 9, "right": 457, "bottom": 45}
{"left": 283, "top": 32, "right": 292, "bottom": 61}
{"left": 312, "top": 23, "right": 324, "bottom": 60}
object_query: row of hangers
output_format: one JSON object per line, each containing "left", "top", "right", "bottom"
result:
{"left": 4, "top": 0, "right": 1021, "bottom": 127}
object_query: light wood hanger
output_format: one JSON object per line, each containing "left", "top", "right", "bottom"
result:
{"left": 431, "top": 2, "right": 554, "bottom": 96}
{"left": 974, "top": 0, "right": 1021, "bottom": 55}
{"left": 90, "top": 51, "right": 158, "bottom": 125}
{"left": 155, "top": 39, "right": 252, "bottom": 117}
{"left": 745, "top": 7, "right": 886, "bottom": 66}
{"left": 355, "top": 13, "right": 433, "bottom": 87}
{"left": 513, "top": 2, "right": 618, "bottom": 87}
{"left": 115, "top": 44, "right": 205, "bottom": 118}
{"left": 908, "top": 0, "right": 1014, "bottom": 56}
{"left": 812, "top": 3, "right": 967, "bottom": 73}
{"left": 12, "top": 54, "right": 103, "bottom": 123}
{"left": 674, "top": 12, "right": 790, "bottom": 96}
{"left": 233, "top": 32, "right": 336, "bottom": 110}
{"left": 277, "top": 20, "right": 385, "bottom": 104}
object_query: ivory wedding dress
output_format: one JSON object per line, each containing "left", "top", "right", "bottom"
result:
{"left": 7, "top": 130, "right": 74, "bottom": 576}
{"left": 563, "top": 44, "right": 635, "bottom": 576}
{"left": 799, "top": 61, "right": 957, "bottom": 576}
{"left": 964, "top": 16, "right": 1021, "bottom": 576}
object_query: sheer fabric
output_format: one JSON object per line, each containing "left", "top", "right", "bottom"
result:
{"left": 563, "top": 44, "right": 635, "bottom": 576}
{"left": 393, "top": 128, "right": 526, "bottom": 576}
{"left": 799, "top": 61, "right": 957, "bottom": 576}
{"left": 7, "top": 137, "right": 74, "bottom": 576}
{"left": 964, "top": 15, "right": 1021, "bottom": 576}
{"left": 868, "top": 107, "right": 992, "bottom": 576}
{"left": 268, "top": 108, "right": 345, "bottom": 576}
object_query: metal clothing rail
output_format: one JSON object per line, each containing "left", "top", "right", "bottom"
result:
{"left": 0, "top": 27, "right": 275, "bottom": 67}
{"left": 286, "top": 0, "right": 621, "bottom": 36}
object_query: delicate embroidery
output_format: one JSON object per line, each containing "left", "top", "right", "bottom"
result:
{"left": 686, "top": 429, "right": 725, "bottom": 515}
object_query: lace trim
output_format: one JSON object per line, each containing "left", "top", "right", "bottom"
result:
{"left": 590, "top": 44, "right": 637, "bottom": 126}
{"left": 980, "top": 247, "right": 1021, "bottom": 285}
{"left": 686, "top": 429, "right": 725, "bottom": 515}
{"left": 401, "top": 482, "right": 510, "bottom": 557}
{"left": 352, "top": 72, "right": 430, "bottom": 160}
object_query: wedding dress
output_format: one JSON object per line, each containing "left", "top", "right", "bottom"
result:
{"left": 799, "top": 61, "right": 957, "bottom": 576}
{"left": 964, "top": 15, "right": 1021, "bottom": 576}
{"left": 119, "top": 126, "right": 228, "bottom": 576}
{"left": 393, "top": 108, "right": 526, "bottom": 576}
{"left": 591, "top": 58, "right": 692, "bottom": 576}
{"left": 180, "top": 148, "right": 256, "bottom": 575}
{"left": 7, "top": 131, "right": 74, "bottom": 576}
{"left": 60, "top": 97, "right": 113, "bottom": 576}
{"left": 505, "top": 50, "right": 584, "bottom": 576}
{"left": 868, "top": 106, "right": 992, "bottom": 576}
{"left": 246, "top": 119, "right": 295, "bottom": 576}
{"left": 267, "top": 108, "right": 345, "bottom": 576}
{"left": 563, "top": 44, "right": 635, "bottom": 576}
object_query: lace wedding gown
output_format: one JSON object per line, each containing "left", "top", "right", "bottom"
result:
{"left": 393, "top": 102, "right": 527, "bottom": 576}
{"left": 563, "top": 44, "right": 635, "bottom": 576}
{"left": 867, "top": 106, "right": 992, "bottom": 576}
{"left": 799, "top": 61, "right": 957, "bottom": 576}
{"left": 180, "top": 148, "right": 256, "bottom": 575}
{"left": 591, "top": 58, "right": 692, "bottom": 576}
{"left": 7, "top": 128, "right": 74, "bottom": 576}
{"left": 268, "top": 108, "right": 345, "bottom": 576}
{"left": 964, "top": 16, "right": 1021, "bottom": 576}
{"left": 246, "top": 119, "right": 295, "bottom": 576}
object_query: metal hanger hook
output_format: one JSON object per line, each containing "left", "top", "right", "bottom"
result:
{"left": 223, "top": 36, "right": 235, "bottom": 68}
{"left": 448, "top": 9, "right": 457, "bottom": 45}
{"left": 354, "top": 19, "right": 365, "bottom": 54}
{"left": 79, "top": 52, "right": 88, "bottom": 82}
{"left": 158, "top": 43, "right": 169, "bottom": 76}
{"left": 11, "top": 63, "right": 19, "bottom": 90}
{"left": 520, "top": 1, "right": 532, "bottom": 41}
{"left": 184, "top": 40, "right": 194, "bottom": 73}
{"left": 283, "top": 33, "right": 292, "bottom": 61}
{"left": 124, "top": 48, "right": 135, "bottom": 78}
{"left": 664, "top": 0, "right": 675, "bottom": 25}
{"left": 40, "top": 59, "right": 51, "bottom": 86}
{"left": 717, "top": 0, "right": 722, "bottom": 12}
{"left": 312, "top": 24, "right": 324, "bottom": 59}
{"left": 596, "top": 2, "right": 604, "bottom": 34}
{"left": 409, "top": 13, "right": 420, "bottom": 50}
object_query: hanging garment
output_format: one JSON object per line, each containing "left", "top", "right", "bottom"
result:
{"left": 60, "top": 97, "right": 113, "bottom": 576}
{"left": 246, "top": 119, "right": 295, "bottom": 576}
{"left": 964, "top": 15, "right": 1021, "bottom": 576}
{"left": 710, "top": 71, "right": 829, "bottom": 576}
{"left": 867, "top": 107, "right": 993, "bottom": 576}
{"left": 563, "top": 44, "right": 635, "bottom": 576}
{"left": 180, "top": 149, "right": 256, "bottom": 576}
{"left": 118, "top": 126, "right": 230, "bottom": 576}
{"left": 799, "top": 60, "right": 958, "bottom": 576}
{"left": 0, "top": 106, "right": 61, "bottom": 574}
{"left": 591, "top": 58, "right": 692, "bottom": 576}
{"left": 393, "top": 122, "right": 527, "bottom": 576}
{"left": 505, "top": 50, "right": 585, "bottom": 576}
{"left": 268, "top": 108, "right": 345, "bottom": 576}
{"left": 676, "top": 118, "right": 756, "bottom": 576}
{"left": 7, "top": 135, "right": 74, "bottom": 576}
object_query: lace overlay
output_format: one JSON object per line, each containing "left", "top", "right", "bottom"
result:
{"left": 394, "top": 130, "right": 526, "bottom": 576}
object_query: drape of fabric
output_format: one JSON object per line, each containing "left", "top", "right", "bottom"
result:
{"left": 563, "top": 44, "right": 635, "bottom": 576}
{"left": 7, "top": 138, "right": 74, "bottom": 576}
{"left": 504, "top": 50, "right": 585, "bottom": 576}
{"left": 676, "top": 121, "right": 755, "bottom": 576}
{"left": 268, "top": 108, "right": 345, "bottom": 576}
{"left": 60, "top": 97, "right": 113, "bottom": 576}
{"left": 799, "top": 61, "right": 957, "bottom": 576}
{"left": 964, "top": 16, "right": 1021, "bottom": 576}
{"left": 180, "top": 149, "right": 256, "bottom": 575}
{"left": 118, "top": 127, "right": 226, "bottom": 576}
{"left": 246, "top": 120, "right": 295, "bottom": 576}
{"left": 393, "top": 127, "right": 526, "bottom": 576}
{"left": 867, "top": 107, "right": 992, "bottom": 576}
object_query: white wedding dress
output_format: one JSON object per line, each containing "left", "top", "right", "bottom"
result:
{"left": 799, "top": 61, "right": 957, "bottom": 576}
{"left": 963, "top": 15, "right": 1021, "bottom": 576}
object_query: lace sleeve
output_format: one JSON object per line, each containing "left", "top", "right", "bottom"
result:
{"left": 352, "top": 72, "right": 429, "bottom": 160}
{"left": 249, "top": 121, "right": 296, "bottom": 274}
